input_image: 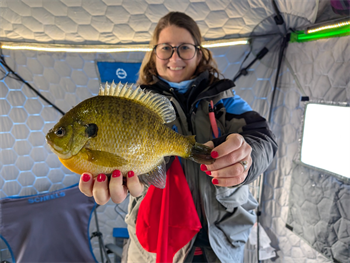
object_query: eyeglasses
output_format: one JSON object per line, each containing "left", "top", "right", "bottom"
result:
{"left": 153, "top": 43, "right": 200, "bottom": 60}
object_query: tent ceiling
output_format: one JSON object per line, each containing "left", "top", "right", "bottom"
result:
{"left": 0, "top": 0, "right": 341, "bottom": 45}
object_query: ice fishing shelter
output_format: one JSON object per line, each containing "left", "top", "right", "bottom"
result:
{"left": 0, "top": 0, "right": 349, "bottom": 262}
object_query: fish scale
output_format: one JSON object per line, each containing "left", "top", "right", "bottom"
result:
{"left": 81, "top": 97, "right": 178, "bottom": 175}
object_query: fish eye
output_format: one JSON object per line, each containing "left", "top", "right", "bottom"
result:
{"left": 85, "top": 123, "right": 98, "bottom": 138}
{"left": 55, "top": 127, "right": 66, "bottom": 137}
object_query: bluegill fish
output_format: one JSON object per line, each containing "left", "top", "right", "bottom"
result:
{"left": 46, "top": 82, "right": 214, "bottom": 188}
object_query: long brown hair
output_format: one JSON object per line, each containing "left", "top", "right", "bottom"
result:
{"left": 137, "top": 12, "right": 220, "bottom": 85}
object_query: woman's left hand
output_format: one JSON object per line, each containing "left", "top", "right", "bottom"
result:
{"left": 201, "top": 133, "right": 252, "bottom": 187}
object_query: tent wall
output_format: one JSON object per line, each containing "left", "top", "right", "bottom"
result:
{"left": 261, "top": 37, "right": 350, "bottom": 263}
{"left": 3, "top": 36, "right": 349, "bottom": 262}
{"left": 1, "top": 0, "right": 349, "bottom": 262}
{"left": 0, "top": 0, "right": 325, "bottom": 44}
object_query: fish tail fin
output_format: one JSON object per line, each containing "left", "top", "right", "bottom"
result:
{"left": 186, "top": 135, "right": 215, "bottom": 165}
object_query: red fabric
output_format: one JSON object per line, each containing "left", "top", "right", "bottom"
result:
{"left": 136, "top": 157, "right": 202, "bottom": 263}
{"left": 194, "top": 247, "right": 203, "bottom": 256}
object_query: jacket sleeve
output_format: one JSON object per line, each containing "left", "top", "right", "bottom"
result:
{"left": 212, "top": 110, "right": 278, "bottom": 186}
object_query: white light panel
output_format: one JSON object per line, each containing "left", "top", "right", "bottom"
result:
{"left": 301, "top": 103, "right": 350, "bottom": 178}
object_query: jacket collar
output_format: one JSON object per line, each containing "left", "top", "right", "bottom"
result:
{"left": 148, "top": 71, "right": 209, "bottom": 94}
{"left": 145, "top": 71, "right": 235, "bottom": 99}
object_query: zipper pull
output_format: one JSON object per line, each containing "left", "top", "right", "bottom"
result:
{"left": 209, "top": 100, "right": 219, "bottom": 138}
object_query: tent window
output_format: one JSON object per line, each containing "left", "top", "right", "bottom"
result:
{"left": 301, "top": 103, "right": 350, "bottom": 179}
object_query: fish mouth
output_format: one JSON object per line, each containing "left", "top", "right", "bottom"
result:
{"left": 45, "top": 135, "right": 72, "bottom": 160}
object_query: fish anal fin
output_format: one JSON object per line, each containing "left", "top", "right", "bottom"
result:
{"left": 99, "top": 82, "right": 176, "bottom": 124}
{"left": 83, "top": 148, "right": 128, "bottom": 168}
{"left": 138, "top": 159, "right": 167, "bottom": 189}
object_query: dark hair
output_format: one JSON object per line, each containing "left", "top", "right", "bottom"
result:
{"left": 137, "top": 12, "right": 220, "bottom": 85}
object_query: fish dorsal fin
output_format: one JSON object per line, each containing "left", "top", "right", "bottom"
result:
{"left": 99, "top": 81, "right": 176, "bottom": 124}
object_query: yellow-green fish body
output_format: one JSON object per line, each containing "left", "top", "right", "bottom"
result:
{"left": 46, "top": 82, "right": 214, "bottom": 188}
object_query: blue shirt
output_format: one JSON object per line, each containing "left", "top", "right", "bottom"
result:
{"left": 160, "top": 77, "right": 252, "bottom": 114}
{"left": 159, "top": 77, "right": 195, "bottom": 94}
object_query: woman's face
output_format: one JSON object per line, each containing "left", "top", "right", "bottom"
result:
{"left": 155, "top": 25, "right": 201, "bottom": 83}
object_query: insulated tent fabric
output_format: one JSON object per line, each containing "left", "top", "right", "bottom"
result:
{"left": 286, "top": 164, "right": 350, "bottom": 263}
{"left": 284, "top": 35, "right": 350, "bottom": 262}
{"left": 0, "top": 1, "right": 349, "bottom": 263}
{"left": 0, "top": 0, "right": 323, "bottom": 44}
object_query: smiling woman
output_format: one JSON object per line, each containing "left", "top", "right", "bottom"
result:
{"left": 153, "top": 26, "right": 202, "bottom": 83}
{"left": 137, "top": 13, "right": 220, "bottom": 86}
{"left": 78, "top": 11, "right": 277, "bottom": 263}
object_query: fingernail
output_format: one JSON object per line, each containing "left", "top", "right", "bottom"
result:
{"left": 212, "top": 178, "right": 219, "bottom": 185}
{"left": 97, "top": 173, "right": 106, "bottom": 182}
{"left": 82, "top": 173, "right": 90, "bottom": 182}
{"left": 200, "top": 164, "right": 207, "bottom": 171}
{"left": 211, "top": 151, "right": 219, "bottom": 158}
{"left": 128, "top": 171, "right": 135, "bottom": 178}
{"left": 206, "top": 171, "right": 211, "bottom": 175}
{"left": 112, "top": 170, "right": 121, "bottom": 178}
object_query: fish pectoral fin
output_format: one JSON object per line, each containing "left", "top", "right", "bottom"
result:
{"left": 138, "top": 159, "right": 167, "bottom": 189}
{"left": 83, "top": 148, "right": 128, "bottom": 167}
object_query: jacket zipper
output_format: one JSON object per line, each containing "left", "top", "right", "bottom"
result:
{"left": 168, "top": 85, "right": 196, "bottom": 134}
{"left": 169, "top": 87, "right": 186, "bottom": 114}
{"left": 186, "top": 84, "right": 197, "bottom": 133}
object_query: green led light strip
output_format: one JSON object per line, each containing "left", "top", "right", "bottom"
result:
{"left": 290, "top": 23, "right": 350, "bottom": 43}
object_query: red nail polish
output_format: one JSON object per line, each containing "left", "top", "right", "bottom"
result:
{"left": 128, "top": 171, "right": 135, "bottom": 178}
{"left": 212, "top": 178, "right": 219, "bottom": 185}
{"left": 112, "top": 170, "right": 121, "bottom": 178}
{"left": 211, "top": 151, "right": 219, "bottom": 158}
{"left": 200, "top": 164, "right": 207, "bottom": 171}
{"left": 82, "top": 173, "right": 90, "bottom": 182}
{"left": 97, "top": 173, "right": 106, "bottom": 182}
{"left": 206, "top": 171, "right": 211, "bottom": 175}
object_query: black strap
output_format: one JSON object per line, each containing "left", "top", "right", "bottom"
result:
{"left": 272, "top": 0, "right": 284, "bottom": 25}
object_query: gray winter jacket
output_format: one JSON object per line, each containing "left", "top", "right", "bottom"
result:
{"left": 125, "top": 71, "right": 278, "bottom": 263}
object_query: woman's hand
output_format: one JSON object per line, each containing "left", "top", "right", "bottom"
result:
{"left": 201, "top": 133, "right": 252, "bottom": 187}
{"left": 79, "top": 170, "right": 144, "bottom": 205}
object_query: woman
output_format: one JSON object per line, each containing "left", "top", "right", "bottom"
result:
{"left": 80, "top": 12, "right": 277, "bottom": 263}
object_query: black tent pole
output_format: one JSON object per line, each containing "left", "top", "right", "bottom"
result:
{"left": 0, "top": 52, "right": 65, "bottom": 116}
{"left": 256, "top": 1, "right": 288, "bottom": 262}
